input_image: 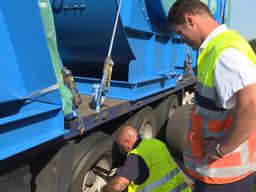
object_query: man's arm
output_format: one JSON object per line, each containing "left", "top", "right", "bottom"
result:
{"left": 205, "top": 83, "right": 256, "bottom": 160}
{"left": 206, "top": 48, "right": 256, "bottom": 160}
{"left": 102, "top": 176, "right": 129, "bottom": 192}
{"left": 220, "top": 83, "right": 256, "bottom": 154}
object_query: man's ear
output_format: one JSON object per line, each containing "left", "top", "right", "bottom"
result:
{"left": 184, "top": 13, "right": 194, "bottom": 27}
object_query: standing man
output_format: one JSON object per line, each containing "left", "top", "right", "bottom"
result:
{"left": 102, "top": 125, "right": 190, "bottom": 192}
{"left": 168, "top": 0, "right": 256, "bottom": 191}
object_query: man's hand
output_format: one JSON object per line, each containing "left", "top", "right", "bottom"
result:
{"left": 221, "top": 83, "right": 256, "bottom": 153}
{"left": 204, "top": 138, "right": 220, "bottom": 162}
{"left": 102, "top": 176, "right": 129, "bottom": 192}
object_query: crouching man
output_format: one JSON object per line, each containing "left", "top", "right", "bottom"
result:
{"left": 102, "top": 124, "right": 190, "bottom": 192}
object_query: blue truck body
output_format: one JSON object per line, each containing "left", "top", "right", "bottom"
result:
{"left": 52, "top": 0, "right": 198, "bottom": 100}
{"left": 0, "top": 1, "right": 65, "bottom": 160}
{"left": 0, "top": 0, "right": 230, "bottom": 191}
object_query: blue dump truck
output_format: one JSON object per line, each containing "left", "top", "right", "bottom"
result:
{"left": 0, "top": 0, "right": 230, "bottom": 191}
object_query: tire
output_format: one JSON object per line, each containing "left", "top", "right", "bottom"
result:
{"left": 155, "top": 94, "right": 179, "bottom": 129}
{"left": 164, "top": 94, "right": 179, "bottom": 123}
{"left": 155, "top": 94, "right": 179, "bottom": 140}
{"left": 69, "top": 132, "right": 113, "bottom": 192}
{"left": 127, "top": 106, "right": 157, "bottom": 139}
{"left": 165, "top": 104, "right": 192, "bottom": 157}
{"left": 111, "top": 140, "right": 127, "bottom": 168}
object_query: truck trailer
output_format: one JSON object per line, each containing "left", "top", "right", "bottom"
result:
{"left": 0, "top": 0, "right": 230, "bottom": 191}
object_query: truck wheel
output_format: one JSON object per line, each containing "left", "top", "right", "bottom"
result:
{"left": 165, "top": 104, "right": 192, "bottom": 157}
{"left": 69, "top": 132, "right": 113, "bottom": 192}
{"left": 165, "top": 94, "right": 179, "bottom": 122}
{"left": 155, "top": 94, "right": 179, "bottom": 140}
{"left": 155, "top": 94, "right": 179, "bottom": 129}
{"left": 127, "top": 106, "right": 157, "bottom": 138}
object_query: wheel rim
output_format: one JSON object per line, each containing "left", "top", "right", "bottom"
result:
{"left": 82, "top": 156, "right": 111, "bottom": 192}
{"left": 140, "top": 119, "right": 153, "bottom": 138}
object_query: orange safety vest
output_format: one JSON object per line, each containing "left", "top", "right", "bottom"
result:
{"left": 183, "top": 30, "right": 256, "bottom": 184}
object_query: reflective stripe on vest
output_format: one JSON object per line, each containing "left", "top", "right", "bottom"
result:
{"left": 183, "top": 30, "right": 256, "bottom": 184}
{"left": 138, "top": 168, "right": 188, "bottom": 192}
{"left": 170, "top": 183, "right": 190, "bottom": 192}
{"left": 128, "top": 139, "right": 190, "bottom": 192}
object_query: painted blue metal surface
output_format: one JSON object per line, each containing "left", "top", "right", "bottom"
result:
{"left": 0, "top": 0, "right": 228, "bottom": 160}
{"left": 51, "top": 0, "right": 226, "bottom": 100}
{"left": 212, "top": 0, "right": 223, "bottom": 23}
{"left": 143, "top": 0, "right": 176, "bottom": 34}
{"left": 0, "top": 0, "right": 65, "bottom": 160}
{"left": 52, "top": 0, "right": 135, "bottom": 82}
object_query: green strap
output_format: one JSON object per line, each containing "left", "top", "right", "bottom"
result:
{"left": 38, "top": 0, "right": 73, "bottom": 115}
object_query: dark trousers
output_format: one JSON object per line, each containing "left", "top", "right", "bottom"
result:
{"left": 193, "top": 172, "right": 256, "bottom": 192}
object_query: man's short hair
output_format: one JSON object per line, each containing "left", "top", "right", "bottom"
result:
{"left": 117, "top": 124, "right": 138, "bottom": 140}
{"left": 168, "top": 0, "right": 212, "bottom": 26}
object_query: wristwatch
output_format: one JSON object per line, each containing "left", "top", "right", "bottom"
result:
{"left": 214, "top": 143, "right": 226, "bottom": 158}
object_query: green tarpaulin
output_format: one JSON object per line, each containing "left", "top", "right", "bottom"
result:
{"left": 38, "top": 0, "right": 73, "bottom": 115}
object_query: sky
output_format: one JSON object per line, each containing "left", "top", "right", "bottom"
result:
{"left": 229, "top": 0, "right": 256, "bottom": 40}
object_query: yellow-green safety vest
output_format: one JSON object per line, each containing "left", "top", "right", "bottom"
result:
{"left": 183, "top": 30, "right": 256, "bottom": 184}
{"left": 198, "top": 30, "right": 256, "bottom": 88}
{"left": 128, "top": 138, "right": 190, "bottom": 192}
